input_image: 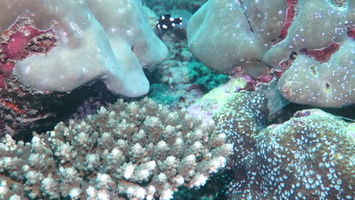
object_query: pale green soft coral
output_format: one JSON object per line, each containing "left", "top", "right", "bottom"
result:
{"left": 0, "top": 0, "right": 168, "bottom": 97}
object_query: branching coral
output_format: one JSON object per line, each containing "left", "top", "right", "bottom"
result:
{"left": 0, "top": 98, "right": 232, "bottom": 200}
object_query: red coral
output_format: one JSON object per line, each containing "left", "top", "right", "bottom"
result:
{"left": 0, "top": 75, "right": 6, "bottom": 88}
{"left": 0, "top": 17, "right": 59, "bottom": 136}
{"left": 0, "top": 61, "right": 15, "bottom": 75}
{"left": 0, "top": 61, "right": 15, "bottom": 88}
{"left": 0, "top": 17, "right": 57, "bottom": 89}
{"left": 1, "top": 17, "right": 57, "bottom": 61}
{"left": 300, "top": 42, "right": 340, "bottom": 62}
{"left": 294, "top": 110, "right": 311, "bottom": 118}
{"left": 3, "top": 31, "right": 30, "bottom": 60}
{"left": 0, "top": 99, "right": 26, "bottom": 114}
{"left": 278, "top": 0, "right": 298, "bottom": 42}
{"left": 257, "top": 74, "right": 274, "bottom": 83}
{"left": 347, "top": 27, "right": 355, "bottom": 39}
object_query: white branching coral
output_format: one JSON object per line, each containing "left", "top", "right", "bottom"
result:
{"left": 0, "top": 98, "right": 232, "bottom": 199}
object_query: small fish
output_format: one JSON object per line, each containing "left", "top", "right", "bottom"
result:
{"left": 156, "top": 14, "right": 182, "bottom": 31}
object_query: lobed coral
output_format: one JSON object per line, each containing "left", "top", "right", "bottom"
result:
{"left": 0, "top": 0, "right": 168, "bottom": 97}
{"left": 187, "top": 0, "right": 355, "bottom": 107}
{"left": 0, "top": 0, "right": 170, "bottom": 137}
{"left": 213, "top": 92, "right": 355, "bottom": 199}
{"left": 0, "top": 98, "right": 232, "bottom": 200}
{"left": 187, "top": 0, "right": 286, "bottom": 74}
{"left": 278, "top": 39, "right": 355, "bottom": 107}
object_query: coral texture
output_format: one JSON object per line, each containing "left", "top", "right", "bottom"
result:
{"left": 187, "top": 0, "right": 355, "bottom": 107}
{"left": 250, "top": 109, "right": 355, "bottom": 199}
{"left": 187, "top": 0, "right": 286, "bottom": 73}
{"left": 0, "top": 0, "right": 168, "bottom": 97}
{"left": 0, "top": 98, "right": 232, "bottom": 200}
{"left": 187, "top": 77, "right": 250, "bottom": 124}
{"left": 213, "top": 92, "right": 355, "bottom": 199}
{"left": 213, "top": 92, "right": 269, "bottom": 170}
{"left": 278, "top": 40, "right": 355, "bottom": 107}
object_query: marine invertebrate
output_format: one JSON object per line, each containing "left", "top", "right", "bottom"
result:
{"left": 0, "top": 98, "right": 232, "bottom": 199}
{"left": 187, "top": 0, "right": 355, "bottom": 107}
{"left": 187, "top": 0, "right": 286, "bottom": 74}
{"left": 0, "top": 14, "right": 60, "bottom": 137}
{"left": 232, "top": 109, "right": 355, "bottom": 199}
{"left": 0, "top": 0, "right": 168, "bottom": 97}
{"left": 0, "top": 0, "right": 170, "bottom": 136}
{"left": 278, "top": 39, "right": 354, "bottom": 107}
{"left": 212, "top": 91, "right": 269, "bottom": 171}
{"left": 213, "top": 94, "right": 355, "bottom": 199}
{"left": 187, "top": 77, "right": 251, "bottom": 124}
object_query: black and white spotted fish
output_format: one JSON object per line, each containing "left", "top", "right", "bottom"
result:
{"left": 156, "top": 14, "right": 182, "bottom": 31}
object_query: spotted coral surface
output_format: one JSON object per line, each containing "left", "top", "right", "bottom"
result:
{"left": 187, "top": 0, "right": 355, "bottom": 107}
{"left": 0, "top": 98, "right": 232, "bottom": 200}
{"left": 251, "top": 109, "right": 355, "bottom": 199}
{"left": 278, "top": 40, "right": 355, "bottom": 107}
{"left": 0, "top": 0, "right": 168, "bottom": 97}
{"left": 213, "top": 93, "right": 355, "bottom": 199}
{"left": 213, "top": 91, "right": 269, "bottom": 170}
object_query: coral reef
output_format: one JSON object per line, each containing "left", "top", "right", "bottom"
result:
{"left": 0, "top": 0, "right": 167, "bottom": 97}
{"left": 251, "top": 109, "right": 355, "bottom": 199}
{"left": 278, "top": 39, "right": 355, "bottom": 107}
{"left": 187, "top": 77, "right": 251, "bottom": 124}
{"left": 212, "top": 92, "right": 355, "bottom": 199}
{"left": 187, "top": 76, "right": 287, "bottom": 124}
{"left": 187, "top": 0, "right": 355, "bottom": 107}
{"left": 149, "top": 58, "right": 228, "bottom": 109}
{"left": 147, "top": 24, "right": 228, "bottom": 109}
{"left": 187, "top": 0, "right": 286, "bottom": 74}
{"left": 0, "top": 0, "right": 170, "bottom": 137}
{"left": 1, "top": 1, "right": 354, "bottom": 199}
{"left": 0, "top": 15, "right": 60, "bottom": 137}
{"left": 213, "top": 92, "right": 269, "bottom": 170}
{"left": 0, "top": 98, "right": 232, "bottom": 199}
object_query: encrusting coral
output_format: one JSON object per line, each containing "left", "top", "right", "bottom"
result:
{"left": 213, "top": 91, "right": 269, "bottom": 172}
{"left": 213, "top": 92, "right": 355, "bottom": 199}
{"left": 0, "top": 98, "right": 232, "bottom": 200}
{"left": 251, "top": 109, "right": 355, "bottom": 199}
